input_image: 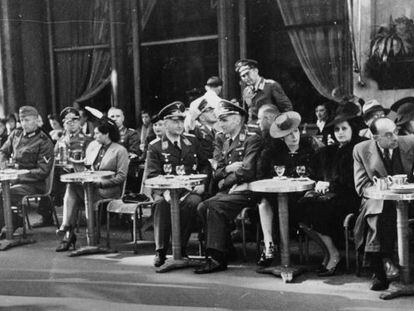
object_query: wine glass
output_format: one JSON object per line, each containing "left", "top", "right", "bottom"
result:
{"left": 163, "top": 163, "right": 172, "bottom": 175}
{"left": 274, "top": 165, "right": 285, "bottom": 178}
{"left": 176, "top": 165, "right": 185, "bottom": 177}
{"left": 296, "top": 165, "right": 306, "bottom": 178}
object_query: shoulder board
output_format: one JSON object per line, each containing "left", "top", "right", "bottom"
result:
{"left": 183, "top": 133, "right": 195, "bottom": 138}
{"left": 149, "top": 137, "right": 161, "bottom": 145}
{"left": 128, "top": 128, "right": 135, "bottom": 132}
{"left": 248, "top": 124, "right": 259, "bottom": 128}
{"left": 264, "top": 79, "right": 276, "bottom": 83}
{"left": 247, "top": 132, "right": 257, "bottom": 136}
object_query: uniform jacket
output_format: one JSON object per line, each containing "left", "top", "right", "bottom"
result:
{"left": 146, "top": 133, "right": 212, "bottom": 191}
{"left": 84, "top": 140, "right": 130, "bottom": 199}
{"left": 0, "top": 128, "right": 54, "bottom": 184}
{"left": 119, "top": 126, "right": 140, "bottom": 155}
{"left": 214, "top": 125, "right": 263, "bottom": 191}
{"left": 192, "top": 124, "right": 216, "bottom": 159}
{"left": 353, "top": 136, "right": 414, "bottom": 216}
{"left": 242, "top": 77, "right": 292, "bottom": 117}
{"left": 54, "top": 130, "right": 93, "bottom": 156}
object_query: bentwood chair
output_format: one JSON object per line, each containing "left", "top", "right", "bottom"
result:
{"left": 21, "top": 161, "right": 59, "bottom": 237}
{"left": 106, "top": 162, "right": 154, "bottom": 253}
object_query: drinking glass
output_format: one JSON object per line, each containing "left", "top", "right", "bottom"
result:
{"left": 176, "top": 165, "right": 185, "bottom": 176}
{"left": 296, "top": 165, "right": 306, "bottom": 178}
{"left": 274, "top": 165, "right": 285, "bottom": 178}
{"left": 163, "top": 163, "right": 172, "bottom": 175}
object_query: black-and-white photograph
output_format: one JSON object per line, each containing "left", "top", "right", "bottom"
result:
{"left": 0, "top": 0, "right": 414, "bottom": 310}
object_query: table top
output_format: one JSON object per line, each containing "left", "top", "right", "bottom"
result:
{"left": 61, "top": 170, "right": 114, "bottom": 183}
{"left": 364, "top": 186, "right": 414, "bottom": 201}
{"left": 0, "top": 169, "right": 30, "bottom": 181}
{"left": 145, "top": 174, "right": 206, "bottom": 190}
{"left": 248, "top": 177, "right": 315, "bottom": 193}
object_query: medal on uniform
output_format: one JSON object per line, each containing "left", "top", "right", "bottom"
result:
{"left": 162, "top": 153, "right": 170, "bottom": 162}
{"left": 240, "top": 133, "right": 246, "bottom": 142}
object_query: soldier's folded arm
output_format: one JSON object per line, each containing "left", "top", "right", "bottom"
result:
{"left": 221, "top": 134, "right": 263, "bottom": 189}
{"left": 20, "top": 138, "right": 54, "bottom": 182}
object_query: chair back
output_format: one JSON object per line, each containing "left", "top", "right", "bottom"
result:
{"left": 139, "top": 162, "right": 152, "bottom": 198}
{"left": 44, "top": 160, "right": 55, "bottom": 196}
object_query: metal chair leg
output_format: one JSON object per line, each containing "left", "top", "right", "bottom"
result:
{"left": 133, "top": 210, "right": 138, "bottom": 254}
{"left": 241, "top": 219, "right": 247, "bottom": 260}
{"left": 345, "top": 226, "right": 350, "bottom": 271}
{"left": 106, "top": 211, "right": 110, "bottom": 248}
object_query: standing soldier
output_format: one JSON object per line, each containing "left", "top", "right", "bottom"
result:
{"left": 0, "top": 106, "right": 54, "bottom": 230}
{"left": 189, "top": 99, "right": 218, "bottom": 160}
{"left": 146, "top": 101, "right": 211, "bottom": 267}
{"left": 195, "top": 100, "right": 263, "bottom": 274}
{"left": 108, "top": 107, "right": 141, "bottom": 192}
{"left": 235, "top": 59, "right": 292, "bottom": 120}
{"left": 53, "top": 107, "right": 93, "bottom": 205}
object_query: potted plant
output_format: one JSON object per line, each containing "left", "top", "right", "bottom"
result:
{"left": 365, "top": 15, "right": 414, "bottom": 89}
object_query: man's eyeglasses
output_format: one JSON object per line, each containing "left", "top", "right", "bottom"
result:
{"left": 377, "top": 129, "right": 398, "bottom": 139}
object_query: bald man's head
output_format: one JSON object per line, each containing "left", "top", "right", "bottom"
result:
{"left": 371, "top": 117, "right": 398, "bottom": 150}
{"left": 108, "top": 107, "right": 125, "bottom": 129}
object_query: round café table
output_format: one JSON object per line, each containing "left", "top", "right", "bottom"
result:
{"left": 249, "top": 177, "right": 315, "bottom": 283}
{"left": 61, "top": 170, "right": 114, "bottom": 257}
{"left": 145, "top": 174, "right": 206, "bottom": 273}
{"left": 0, "top": 168, "right": 35, "bottom": 251}
{"left": 365, "top": 186, "right": 414, "bottom": 300}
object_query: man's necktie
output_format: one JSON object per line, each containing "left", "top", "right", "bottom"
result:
{"left": 174, "top": 141, "right": 180, "bottom": 150}
{"left": 383, "top": 148, "right": 392, "bottom": 173}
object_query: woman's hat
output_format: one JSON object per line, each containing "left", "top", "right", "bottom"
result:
{"left": 269, "top": 111, "right": 301, "bottom": 138}
{"left": 395, "top": 101, "right": 414, "bottom": 126}
{"left": 326, "top": 113, "right": 356, "bottom": 127}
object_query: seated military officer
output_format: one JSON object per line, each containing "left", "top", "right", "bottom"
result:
{"left": 0, "top": 106, "right": 54, "bottom": 231}
{"left": 146, "top": 101, "right": 211, "bottom": 267}
{"left": 52, "top": 107, "right": 93, "bottom": 205}
{"left": 195, "top": 100, "right": 263, "bottom": 274}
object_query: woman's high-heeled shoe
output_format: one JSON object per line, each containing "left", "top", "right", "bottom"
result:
{"left": 257, "top": 242, "right": 275, "bottom": 267}
{"left": 56, "top": 231, "right": 77, "bottom": 252}
{"left": 317, "top": 256, "right": 341, "bottom": 277}
{"left": 56, "top": 225, "right": 71, "bottom": 239}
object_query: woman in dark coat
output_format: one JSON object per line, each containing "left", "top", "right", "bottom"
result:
{"left": 256, "top": 111, "right": 318, "bottom": 266}
{"left": 300, "top": 114, "right": 365, "bottom": 276}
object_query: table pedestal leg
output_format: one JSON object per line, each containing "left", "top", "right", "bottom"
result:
{"left": 380, "top": 201, "right": 414, "bottom": 300}
{"left": 0, "top": 181, "right": 36, "bottom": 251}
{"left": 157, "top": 189, "right": 202, "bottom": 273}
{"left": 69, "top": 182, "right": 115, "bottom": 257}
{"left": 257, "top": 193, "right": 304, "bottom": 283}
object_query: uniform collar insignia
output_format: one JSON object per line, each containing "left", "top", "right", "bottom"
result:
{"left": 25, "top": 128, "right": 40, "bottom": 138}
{"left": 183, "top": 137, "right": 191, "bottom": 146}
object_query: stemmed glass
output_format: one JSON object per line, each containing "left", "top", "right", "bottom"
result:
{"left": 176, "top": 165, "right": 185, "bottom": 177}
{"left": 296, "top": 165, "right": 306, "bottom": 178}
{"left": 274, "top": 165, "right": 285, "bottom": 178}
{"left": 163, "top": 163, "right": 172, "bottom": 175}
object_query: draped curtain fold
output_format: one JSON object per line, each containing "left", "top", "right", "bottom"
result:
{"left": 276, "top": 0, "right": 352, "bottom": 102}
{"left": 55, "top": 0, "right": 110, "bottom": 110}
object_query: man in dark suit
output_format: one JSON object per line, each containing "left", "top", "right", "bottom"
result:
{"left": 235, "top": 59, "right": 292, "bottom": 120}
{"left": 146, "top": 101, "right": 211, "bottom": 267}
{"left": 195, "top": 100, "right": 263, "bottom": 274}
{"left": 353, "top": 117, "right": 414, "bottom": 290}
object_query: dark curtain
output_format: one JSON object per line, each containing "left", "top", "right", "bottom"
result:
{"left": 276, "top": 0, "right": 352, "bottom": 102}
{"left": 55, "top": 0, "right": 110, "bottom": 110}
